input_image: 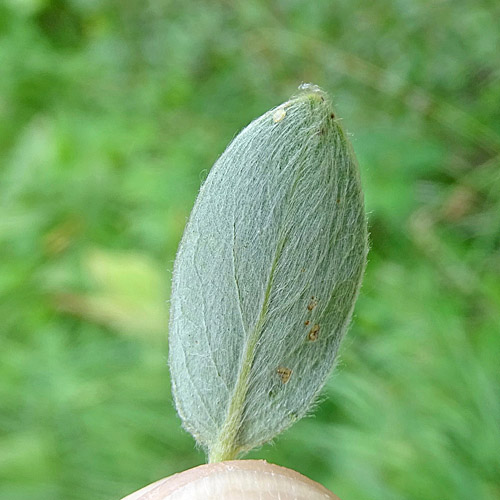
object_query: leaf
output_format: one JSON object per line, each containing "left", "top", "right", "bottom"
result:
{"left": 168, "top": 84, "right": 368, "bottom": 462}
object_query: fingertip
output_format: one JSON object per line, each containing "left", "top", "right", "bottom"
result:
{"left": 121, "top": 460, "right": 340, "bottom": 500}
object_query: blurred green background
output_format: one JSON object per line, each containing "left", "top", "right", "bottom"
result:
{"left": 1, "top": 1, "right": 499, "bottom": 499}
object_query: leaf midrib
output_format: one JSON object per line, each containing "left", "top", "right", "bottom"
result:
{"left": 208, "top": 134, "right": 320, "bottom": 462}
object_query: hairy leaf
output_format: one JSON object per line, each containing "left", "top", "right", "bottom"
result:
{"left": 168, "top": 84, "right": 368, "bottom": 462}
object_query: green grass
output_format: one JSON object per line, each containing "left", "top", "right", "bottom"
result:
{"left": 1, "top": 1, "right": 499, "bottom": 499}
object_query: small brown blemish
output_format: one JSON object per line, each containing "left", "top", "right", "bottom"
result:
{"left": 307, "top": 297, "right": 317, "bottom": 311}
{"left": 304, "top": 320, "right": 310, "bottom": 326}
{"left": 330, "top": 112, "right": 335, "bottom": 119}
{"left": 308, "top": 324, "right": 320, "bottom": 341}
{"left": 277, "top": 366, "right": 292, "bottom": 384}
{"left": 336, "top": 197, "right": 341, "bottom": 204}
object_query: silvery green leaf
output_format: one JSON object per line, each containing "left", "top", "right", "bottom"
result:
{"left": 168, "top": 84, "right": 368, "bottom": 462}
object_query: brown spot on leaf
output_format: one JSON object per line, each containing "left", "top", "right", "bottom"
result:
{"left": 307, "top": 297, "right": 317, "bottom": 311}
{"left": 277, "top": 366, "right": 292, "bottom": 384}
{"left": 308, "top": 324, "right": 320, "bottom": 341}
{"left": 304, "top": 320, "right": 310, "bottom": 326}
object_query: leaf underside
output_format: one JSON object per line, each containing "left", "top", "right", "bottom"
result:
{"left": 169, "top": 86, "right": 368, "bottom": 462}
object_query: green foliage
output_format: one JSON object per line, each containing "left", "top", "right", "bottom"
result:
{"left": 169, "top": 87, "right": 367, "bottom": 462}
{"left": 1, "top": 1, "right": 499, "bottom": 499}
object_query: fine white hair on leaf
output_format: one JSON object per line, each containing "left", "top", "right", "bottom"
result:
{"left": 168, "top": 84, "right": 368, "bottom": 462}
